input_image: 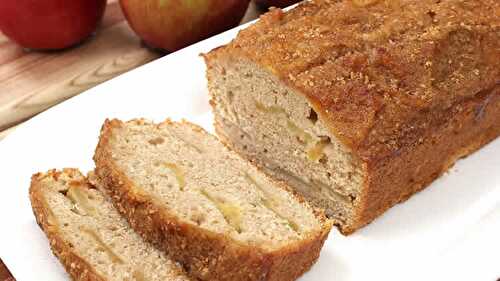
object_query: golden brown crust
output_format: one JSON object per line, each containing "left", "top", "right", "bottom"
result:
{"left": 204, "top": 0, "right": 500, "bottom": 234}
{"left": 93, "top": 119, "right": 332, "bottom": 281}
{"left": 29, "top": 169, "right": 106, "bottom": 281}
{"left": 351, "top": 86, "right": 500, "bottom": 234}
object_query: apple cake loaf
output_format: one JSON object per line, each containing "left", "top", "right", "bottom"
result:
{"left": 204, "top": 0, "right": 500, "bottom": 234}
{"left": 93, "top": 119, "right": 332, "bottom": 281}
{"left": 29, "top": 169, "right": 190, "bottom": 281}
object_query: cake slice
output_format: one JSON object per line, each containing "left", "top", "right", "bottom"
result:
{"left": 203, "top": 0, "right": 500, "bottom": 234}
{"left": 93, "top": 119, "right": 332, "bottom": 281}
{"left": 29, "top": 169, "right": 190, "bottom": 281}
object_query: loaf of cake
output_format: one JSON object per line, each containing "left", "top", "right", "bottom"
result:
{"left": 93, "top": 119, "right": 332, "bottom": 281}
{"left": 204, "top": 0, "right": 500, "bottom": 234}
{"left": 29, "top": 169, "right": 190, "bottom": 281}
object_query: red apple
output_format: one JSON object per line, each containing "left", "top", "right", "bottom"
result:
{"left": 120, "top": 0, "right": 250, "bottom": 52}
{"left": 0, "top": 0, "right": 106, "bottom": 50}
{"left": 255, "top": 0, "right": 301, "bottom": 8}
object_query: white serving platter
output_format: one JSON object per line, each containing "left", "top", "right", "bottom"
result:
{"left": 0, "top": 18, "right": 499, "bottom": 281}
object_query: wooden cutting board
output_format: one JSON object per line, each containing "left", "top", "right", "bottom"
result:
{"left": 0, "top": 261, "right": 12, "bottom": 281}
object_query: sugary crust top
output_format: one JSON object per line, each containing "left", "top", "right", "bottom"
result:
{"left": 207, "top": 0, "right": 500, "bottom": 161}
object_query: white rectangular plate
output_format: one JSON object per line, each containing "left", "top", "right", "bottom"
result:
{"left": 0, "top": 19, "right": 499, "bottom": 281}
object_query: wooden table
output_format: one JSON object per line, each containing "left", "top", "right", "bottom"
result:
{"left": 0, "top": 1, "right": 158, "bottom": 134}
{"left": 0, "top": 1, "right": 262, "bottom": 280}
{"left": 0, "top": 0, "right": 261, "bottom": 140}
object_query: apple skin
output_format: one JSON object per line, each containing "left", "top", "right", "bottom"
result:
{"left": 120, "top": 0, "right": 250, "bottom": 52}
{"left": 0, "top": 0, "right": 106, "bottom": 50}
{"left": 255, "top": 0, "right": 301, "bottom": 8}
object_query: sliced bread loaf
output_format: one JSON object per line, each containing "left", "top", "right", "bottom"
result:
{"left": 204, "top": 0, "right": 500, "bottom": 234}
{"left": 93, "top": 119, "right": 332, "bottom": 281}
{"left": 29, "top": 169, "right": 190, "bottom": 281}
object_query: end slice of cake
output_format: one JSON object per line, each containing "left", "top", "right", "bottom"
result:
{"left": 93, "top": 119, "right": 332, "bottom": 281}
{"left": 29, "top": 168, "right": 190, "bottom": 281}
